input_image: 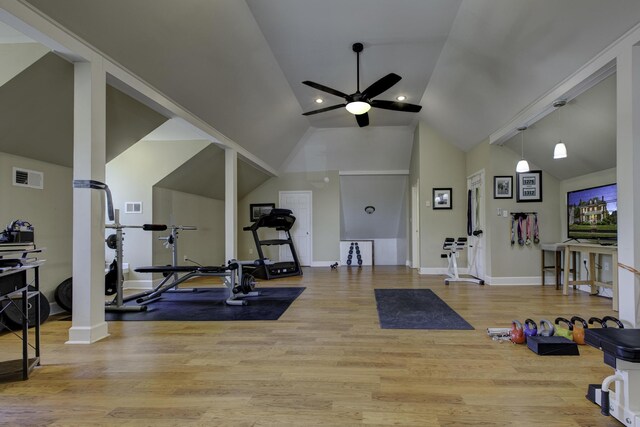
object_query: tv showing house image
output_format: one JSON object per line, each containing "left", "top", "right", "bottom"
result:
{"left": 567, "top": 183, "right": 617, "bottom": 240}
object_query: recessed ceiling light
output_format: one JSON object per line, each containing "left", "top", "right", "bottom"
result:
{"left": 315, "top": 98, "right": 323, "bottom": 104}
{"left": 396, "top": 95, "right": 406, "bottom": 101}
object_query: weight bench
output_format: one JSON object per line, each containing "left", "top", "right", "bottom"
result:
{"left": 129, "top": 261, "right": 258, "bottom": 307}
{"left": 442, "top": 237, "right": 484, "bottom": 286}
{"left": 585, "top": 328, "right": 640, "bottom": 426}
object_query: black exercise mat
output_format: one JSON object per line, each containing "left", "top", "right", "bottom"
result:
{"left": 105, "top": 287, "right": 304, "bottom": 321}
{"left": 374, "top": 289, "right": 473, "bottom": 330}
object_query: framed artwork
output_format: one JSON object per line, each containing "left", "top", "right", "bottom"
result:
{"left": 516, "top": 170, "right": 543, "bottom": 202}
{"left": 250, "top": 203, "right": 275, "bottom": 221}
{"left": 493, "top": 176, "right": 513, "bottom": 199}
{"left": 432, "top": 188, "right": 452, "bottom": 210}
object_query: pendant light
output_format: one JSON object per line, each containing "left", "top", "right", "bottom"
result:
{"left": 553, "top": 99, "right": 568, "bottom": 159}
{"left": 516, "top": 126, "right": 530, "bottom": 173}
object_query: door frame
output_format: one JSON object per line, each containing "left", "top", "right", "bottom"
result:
{"left": 411, "top": 182, "right": 420, "bottom": 269}
{"left": 279, "top": 190, "right": 312, "bottom": 266}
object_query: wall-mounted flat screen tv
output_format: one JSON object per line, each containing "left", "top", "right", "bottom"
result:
{"left": 567, "top": 183, "right": 617, "bottom": 241}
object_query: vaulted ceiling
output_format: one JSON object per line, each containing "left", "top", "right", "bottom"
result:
{"left": 8, "top": 1, "right": 640, "bottom": 177}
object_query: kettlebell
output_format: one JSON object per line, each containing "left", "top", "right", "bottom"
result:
{"left": 601, "top": 316, "right": 624, "bottom": 329}
{"left": 538, "top": 319, "right": 555, "bottom": 337}
{"left": 570, "top": 316, "right": 588, "bottom": 345}
{"left": 523, "top": 319, "right": 537, "bottom": 341}
{"left": 588, "top": 317, "right": 603, "bottom": 328}
{"left": 510, "top": 320, "right": 525, "bottom": 344}
{"left": 554, "top": 317, "right": 573, "bottom": 340}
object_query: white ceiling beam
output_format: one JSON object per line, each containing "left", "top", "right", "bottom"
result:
{"left": 490, "top": 21, "right": 640, "bottom": 146}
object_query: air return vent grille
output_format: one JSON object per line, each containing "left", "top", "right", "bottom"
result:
{"left": 12, "top": 167, "right": 43, "bottom": 189}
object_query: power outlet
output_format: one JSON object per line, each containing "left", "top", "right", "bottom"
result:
{"left": 249, "top": 248, "right": 253, "bottom": 255}
{"left": 184, "top": 255, "right": 188, "bottom": 261}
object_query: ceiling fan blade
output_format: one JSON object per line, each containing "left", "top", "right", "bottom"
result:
{"left": 302, "top": 103, "right": 346, "bottom": 116}
{"left": 361, "top": 73, "right": 401, "bottom": 99}
{"left": 355, "top": 112, "right": 369, "bottom": 127}
{"left": 371, "top": 99, "right": 422, "bottom": 113}
{"left": 302, "top": 81, "right": 349, "bottom": 99}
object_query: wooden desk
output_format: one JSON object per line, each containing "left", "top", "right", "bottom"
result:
{"left": 563, "top": 243, "right": 617, "bottom": 311}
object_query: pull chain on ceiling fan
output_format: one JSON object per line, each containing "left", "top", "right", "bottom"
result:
{"left": 301, "top": 42, "right": 422, "bottom": 127}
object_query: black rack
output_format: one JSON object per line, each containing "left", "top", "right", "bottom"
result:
{"left": 0, "top": 243, "right": 43, "bottom": 381}
{"left": 242, "top": 209, "right": 302, "bottom": 280}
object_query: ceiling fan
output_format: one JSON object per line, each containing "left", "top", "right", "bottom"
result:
{"left": 301, "top": 42, "right": 422, "bottom": 127}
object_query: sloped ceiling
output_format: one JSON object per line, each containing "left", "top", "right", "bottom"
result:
{"left": 18, "top": 1, "right": 640, "bottom": 178}
{"left": 0, "top": 51, "right": 73, "bottom": 166}
{"left": 0, "top": 51, "right": 168, "bottom": 167}
{"left": 154, "top": 145, "right": 271, "bottom": 200}
{"left": 502, "top": 74, "right": 616, "bottom": 180}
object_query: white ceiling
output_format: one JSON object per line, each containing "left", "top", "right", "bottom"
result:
{"left": 17, "top": 1, "right": 640, "bottom": 175}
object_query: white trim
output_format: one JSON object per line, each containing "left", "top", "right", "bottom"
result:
{"left": 490, "top": 20, "right": 640, "bottom": 146}
{"left": 123, "top": 280, "right": 153, "bottom": 290}
{"left": 405, "top": 259, "right": 412, "bottom": 267}
{"left": 485, "top": 275, "right": 541, "bottom": 286}
{"left": 339, "top": 170, "right": 409, "bottom": 176}
{"left": 310, "top": 261, "right": 335, "bottom": 267}
{"left": 48, "top": 301, "right": 65, "bottom": 316}
{"left": 419, "top": 267, "right": 469, "bottom": 275}
{"left": 66, "top": 323, "right": 110, "bottom": 345}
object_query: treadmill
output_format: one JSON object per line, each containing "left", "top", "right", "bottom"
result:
{"left": 243, "top": 208, "right": 302, "bottom": 279}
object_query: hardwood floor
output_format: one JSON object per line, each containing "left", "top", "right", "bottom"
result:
{"left": 0, "top": 266, "right": 622, "bottom": 426}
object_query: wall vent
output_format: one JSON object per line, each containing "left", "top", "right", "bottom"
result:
{"left": 12, "top": 167, "right": 43, "bottom": 189}
{"left": 124, "top": 202, "right": 142, "bottom": 214}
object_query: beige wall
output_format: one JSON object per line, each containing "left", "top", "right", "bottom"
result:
{"left": 152, "top": 187, "right": 225, "bottom": 267}
{"left": 238, "top": 170, "right": 341, "bottom": 263}
{"left": 0, "top": 152, "right": 72, "bottom": 303}
{"left": 487, "top": 144, "right": 561, "bottom": 280}
{"left": 106, "top": 139, "right": 209, "bottom": 282}
{"left": 417, "top": 122, "right": 467, "bottom": 269}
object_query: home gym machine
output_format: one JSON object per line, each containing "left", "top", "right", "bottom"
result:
{"left": 585, "top": 327, "right": 640, "bottom": 426}
{"left": 442, "top": 237, "right": 484, "bottom": 285}
{"left": 243, "top": 208, "right": 302, "bottom": 280}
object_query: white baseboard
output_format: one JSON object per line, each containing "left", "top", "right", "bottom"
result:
{"left": 67, "top": 322, "right": 110, "bottom": 344}
{"left": 124, "top": 280, "right": 153, "bottom": 290}
{"left": 309, "top": 261, "right": 337, "bottom": 267}
{"left": 419, "top": 267, "right": 468, "bottom": 275}
{"left": 486, "top": 275, "right": 541, "bottom": 285}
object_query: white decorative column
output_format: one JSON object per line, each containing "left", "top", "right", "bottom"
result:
{"left": 616, "top": 45, "right": 640, "bottom": 328}
{"left": 225, "top": 148, "right": 238, "bottom": 262}
{"left": 68, "top": 58, "right": 109, "bottom": 343}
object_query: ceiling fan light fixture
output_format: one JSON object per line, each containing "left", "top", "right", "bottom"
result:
{"left": 553, "top": 141, "right": 567, "bottom": 159}
{"left": 346, "top": 101, "right": 371, "bottom": 115}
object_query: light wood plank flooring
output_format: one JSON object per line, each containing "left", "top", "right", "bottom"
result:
{"left": 0, "top": 266, "right": 622, "bottom": 426}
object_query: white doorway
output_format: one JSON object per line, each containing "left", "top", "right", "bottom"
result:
{"left": 467, "top": 170, "right": 485, "bottom": 280}
{"left": 279, "top": 191, "right": 312, "bottom": 266}
{"left": 411, "top": 182, "right": 420, "bottom": 269}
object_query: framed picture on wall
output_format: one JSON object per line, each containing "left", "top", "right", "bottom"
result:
{"left": 516, "top": 170, "right": 542, "bottom": 202}
{"left": 493, "top": 176, "right": 513, "bottom": 199}
{"left": 250, "top": 203, "right": 275, "bottom": 221}
{"left": 432, "top": 188, "right": 452, "bottom": 209}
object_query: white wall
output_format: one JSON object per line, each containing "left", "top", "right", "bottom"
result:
{"left": 106, "top": 139, "right": 209, "bottom": 283}
{"left": 0, "top": 152, "right": 72, "bottom": 303}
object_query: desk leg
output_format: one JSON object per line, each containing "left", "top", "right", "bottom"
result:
{"left": 563, "top": 247, "right": 570, "bottom": 295}
{"left": 612, "top": 250, "right": 619, "bottom": 312}
{"left": 589, "top": 253, "right": 596, "bottom": 295}
{"left": 555, "top": 251, "right": 561, "bottom": 290}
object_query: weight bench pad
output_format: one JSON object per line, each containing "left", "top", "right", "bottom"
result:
{"left": 585, "top": 328, "right": 640, "bottom": 363}
{"left": 135, "top": 265, "right": 228, "bottom": 274}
